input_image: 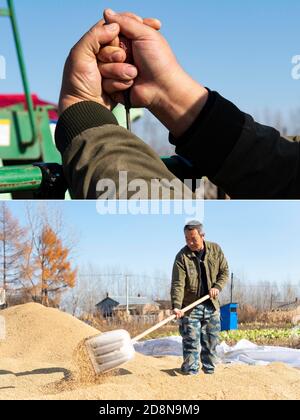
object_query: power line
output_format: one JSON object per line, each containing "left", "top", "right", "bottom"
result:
{"left": 78, "top": 273, "right": 170, "bottom": 282}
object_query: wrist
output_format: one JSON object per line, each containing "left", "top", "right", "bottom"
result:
{"left": 59, "top": 95, "right": 82, "bottom": 117}
{"left": 149, "top": 70, "right": 209, "bottom": 138}
{"left": 59, "top": 93, "right": 111, "bottom": 117}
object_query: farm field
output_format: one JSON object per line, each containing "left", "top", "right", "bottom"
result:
{"left": 0, "top": 303, "right": 299, "bottom": 400}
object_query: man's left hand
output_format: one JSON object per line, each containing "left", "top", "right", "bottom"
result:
{"left": 58, "top": 20, "right": 135, "bottom": 116}
{"left": 209, "top": 288, "right": 220, "bottom": 299}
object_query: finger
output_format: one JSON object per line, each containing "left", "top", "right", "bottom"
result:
{"left": 104, "top": 9, "right": 155, "bottom": 40}
{"left": 98, "top": 46, "right": 126, "bottom": 63}
{"left": 102, "top": 78, "right": 134, "bottom": 95}
{"left": 103, "top": 12, "right": 142, "bottom": 49}
{"left": 121, "top": 12, "right": 143, "bottom": 23}
{"left": 75, "top": 19, "right": 120, "bottom": 56}
{"left": 99, "top": 62, "right": 138, "bottom": 81}
{"left": 143, "top": 18, "right": 162, "bottom": 30}
{"left": 120, "top": 13, "right": 161, "bottom": 30}
{"left": 109, "top": 35, "right": 120, "bottom": 48}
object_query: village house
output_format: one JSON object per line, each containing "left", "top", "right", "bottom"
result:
{"left": 95, "top": 295, "right": 172, "bottom": 323}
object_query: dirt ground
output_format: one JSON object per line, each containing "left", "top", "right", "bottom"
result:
{"left": 0, "top": 303, "right": 299, "bottom": 400}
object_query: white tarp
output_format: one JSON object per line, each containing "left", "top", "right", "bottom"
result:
{"left": 0, "top": 288, "right": 5, "bottom": 306}
{"left": 134, "top": 336, "right": 300, "bottom": 369}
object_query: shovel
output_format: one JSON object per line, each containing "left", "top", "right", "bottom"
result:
{"left": 85, "top": 295, "right": 210, "bottom": 375}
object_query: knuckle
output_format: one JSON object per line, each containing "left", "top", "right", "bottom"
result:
{"left": 68, "top": 46, "right": 77, "bottom": 60}
{"left": 88, "top": 27, "right": 98, "bottom": 38}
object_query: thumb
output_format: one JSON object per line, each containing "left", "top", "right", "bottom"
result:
{"left": 75, "top": 20, "right": 120, "bottom": 56}
{"left": 104, "top": 9, "right": 155, "bottom": 40}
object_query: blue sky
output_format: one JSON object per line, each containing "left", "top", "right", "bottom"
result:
{"left": 6, "top": 200, "right": 300, "bottom": 287}
{"left": 0, "top": 0, "right": 299, "bottom": 130}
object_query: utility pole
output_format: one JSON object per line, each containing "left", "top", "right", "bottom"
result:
{"left": 230, "top": 273, "right": 234, "bottom": 303}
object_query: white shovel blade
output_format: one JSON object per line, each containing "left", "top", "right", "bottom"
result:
{"left": 85, "top": 330, "right": 135, "bottom": 375}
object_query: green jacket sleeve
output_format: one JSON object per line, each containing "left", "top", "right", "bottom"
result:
{"left": 171, "top": 254, "right": 186, "bottom": 309}
{"left": 212, "top": 246, "right": 229, "bottom": 292}
{"left": 55, "top": 102, "right": 186, "bottom": 199}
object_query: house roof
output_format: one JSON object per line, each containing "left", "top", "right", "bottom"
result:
{"left": 95, "top": 297, "right": 119, "bottom": 308}
{"left": 96, "top": 296, "right": 157, "bottom": 307}
{"left": 115, "top": 297, "right": 159, "bottom": 306}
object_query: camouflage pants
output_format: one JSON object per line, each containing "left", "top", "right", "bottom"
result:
{"left": 179, "top": 302, "right": 220, "bottom": 374}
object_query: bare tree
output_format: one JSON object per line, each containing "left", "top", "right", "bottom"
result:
{"left": 0, "top": 203, "right": 28, "bottom": 292}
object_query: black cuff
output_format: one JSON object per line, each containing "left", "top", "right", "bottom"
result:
{"left": 169, "top": 89, "right": 216, "bottom": 147}
{"left": 170, "top": 91, "right": 246, "bottom": 177}
{"left": 55, "top": 101, "right": 118, "bottom": 155}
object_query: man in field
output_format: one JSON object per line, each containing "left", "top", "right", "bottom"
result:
{"left": 171, "top": 221, "right": 229, "bottom": 375}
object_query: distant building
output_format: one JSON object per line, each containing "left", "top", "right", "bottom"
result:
{"left": 95, "top": 295, "right": 160, "bottom": 318}
{"left": 95, "top": 295, "right": 120, "bottom": 318}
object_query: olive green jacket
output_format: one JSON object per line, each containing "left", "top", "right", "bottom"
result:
{"left": 55, "top": 102, "right": 186, "bottom": 199}
{"left": 55, "top": 99, "right": 300, "bottom": 200}
{"left": 171, "top": 242, "right": 229, "bottom": 312}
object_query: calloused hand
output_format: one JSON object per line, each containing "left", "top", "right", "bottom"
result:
{"left": 100, "top": 9, "right": 181, "bottom": 110}
{"left": 58, "top": 19, "right": 138, "bottom": 115}
{"left": 99, "top": 12, "right": 162, "bottom": 97}
{"left": 99, "top": 9, "right": 208, "bottom": 138}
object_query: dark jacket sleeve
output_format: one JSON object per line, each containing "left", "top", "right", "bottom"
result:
{"left": 55, "top": 101, "right": 186, "bottom": 199}
{"left": 172, "top": 92, "right": 300, "bottom": 199}
{"left": 171, "top": 254, "right": 186, "bottom": 310}
{"left": 212, "top": 246, "right": 229, "bottom": 292}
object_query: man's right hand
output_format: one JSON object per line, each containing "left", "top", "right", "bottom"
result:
{"left": 100, "top": 9, "right": 209, "bottom": 138}
{"left": 173, "top": 309, "right": 184, "bottom": 319}
{"left": 101, "top": 9, "right": 181, "bottom": 110}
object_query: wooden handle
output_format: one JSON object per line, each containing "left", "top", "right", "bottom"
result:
{"left": 132, "top": 295, "right": 210, "bottom": 343}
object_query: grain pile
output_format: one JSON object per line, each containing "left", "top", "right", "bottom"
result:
{"left": 0, "top": 303, "right": 299, "bottom": 400}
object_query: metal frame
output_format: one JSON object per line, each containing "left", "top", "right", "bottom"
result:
{"left": 0, "top": 0, "right": 37, "bottom": 144}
